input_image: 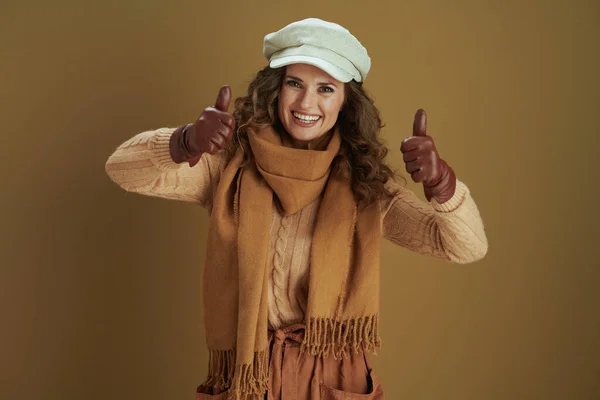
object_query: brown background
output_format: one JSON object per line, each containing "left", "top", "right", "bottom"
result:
{"left": 1, "top": 0, "right": 598, "bottom": 399}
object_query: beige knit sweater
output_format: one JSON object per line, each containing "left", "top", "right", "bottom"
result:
{"left": 105, "top": 127, "right": 488, "bottom": 330}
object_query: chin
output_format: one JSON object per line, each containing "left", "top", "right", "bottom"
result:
{"left": 289, "top": 129, "right": 318, "bottom": 140}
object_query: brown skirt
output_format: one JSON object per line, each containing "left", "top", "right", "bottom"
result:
{"left": 196, "top": 322, "right": 384, "bottom": 399}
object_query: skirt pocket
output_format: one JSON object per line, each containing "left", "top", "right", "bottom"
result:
{"left": 195, "top": 383, "right": 231, "bottom": 400}
{"left": 318, "top": 350, "right": 384, "bottom": 399}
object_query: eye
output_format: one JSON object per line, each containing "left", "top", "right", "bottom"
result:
{"left": 286, "top": 80, "right": 301, "bottom": 88}
{"left": 320, "top": 86, "right": 334, "bottom": 93}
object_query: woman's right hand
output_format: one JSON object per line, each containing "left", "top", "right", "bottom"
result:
{"left": 171, "top": 85, "right": 236, "bottom": 167}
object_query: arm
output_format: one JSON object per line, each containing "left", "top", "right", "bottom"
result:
{"left": 381, "top": 177, "right": 488, "bottom": 264}
{"left": 104, "top": 126, "right": 228, "bottom": 208}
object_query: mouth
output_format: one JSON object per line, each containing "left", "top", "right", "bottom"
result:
{"left": 291, "top": 111, "right": 321, "bottom": 127}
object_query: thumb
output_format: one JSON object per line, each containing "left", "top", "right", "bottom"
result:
{"left": 413, "top": 108, "right": 428, "bottom": 137}
{"left": 214, "top": 85, "right": 232, "bottom": 112}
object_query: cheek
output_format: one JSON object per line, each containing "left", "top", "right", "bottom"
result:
{"left": 325, "top": 99, "right": 344, "bottom": 116}
{"left": 278, "top": 92, "right": 291, "bottom": 112}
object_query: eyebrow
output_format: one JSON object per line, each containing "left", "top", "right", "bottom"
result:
{"left": 285, "top": 75, "right": 338, "bottom": 87}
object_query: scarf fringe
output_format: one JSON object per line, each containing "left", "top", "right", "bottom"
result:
{"left": 198, "top": 348, "right": 269, "bottom": 399}
{"left": 198, "top": 315, "right": 381, "bottom": 398}
{"left": 299, "top": 314, "right": 382, "bottom": 360}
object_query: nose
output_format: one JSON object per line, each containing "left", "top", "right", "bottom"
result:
{"left": 300, "top": 88, "right": 318, "bottom": 110}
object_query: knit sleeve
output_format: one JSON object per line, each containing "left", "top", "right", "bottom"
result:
{"left": 104, "top": 127, "right": 228, "bottom": 209}
{"left": 380, "top": 177, "right": 488, "bottom": 264}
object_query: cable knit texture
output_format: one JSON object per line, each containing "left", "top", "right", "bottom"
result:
{"left": 106, "top": 127, "right": 488, "bottom": 330}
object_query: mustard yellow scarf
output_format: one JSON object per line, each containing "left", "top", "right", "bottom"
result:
{"left": 199, "top": 123, "right": 382, "bottom": 399}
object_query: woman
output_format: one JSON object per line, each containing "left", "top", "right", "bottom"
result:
{"left": 105, "top": 17, "right": 488, "bottom": 400}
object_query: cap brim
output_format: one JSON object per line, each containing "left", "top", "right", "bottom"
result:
{"left": 270, "top": 55, "right": 354, "bottom": 83}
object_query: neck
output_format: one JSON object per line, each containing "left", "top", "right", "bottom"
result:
{"left": 291, "top": 137, "right": 310, "bottom": 150}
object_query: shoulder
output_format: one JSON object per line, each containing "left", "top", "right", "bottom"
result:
{"left": 378, "top": 175, "right": 424, "bottom": 217}
{"left": 199, "top": 148, "right": 232, "bottom": 175}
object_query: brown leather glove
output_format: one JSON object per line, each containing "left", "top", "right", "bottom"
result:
{"left": 400, "top": 109, "right": 457, "bottom": 203}
{"left": 169, "top": 85, "right": 236, "bottom": 167}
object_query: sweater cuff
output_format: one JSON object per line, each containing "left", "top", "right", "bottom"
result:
{"left": 431, "top": 178, "right": 468, "bottom": 213}
{"left": 148, "top": 128, "right": 180, "bottom": 171}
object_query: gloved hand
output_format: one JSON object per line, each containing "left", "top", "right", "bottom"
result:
{"left": 169, "top": 85, "right": 236, "bottom": 167}
{"left": 400, "top": 109, "right": 456, "bottom": 203}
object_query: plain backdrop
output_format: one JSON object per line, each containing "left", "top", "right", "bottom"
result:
{"left": 1, "top": 0, "right": 598, "bottom": 399}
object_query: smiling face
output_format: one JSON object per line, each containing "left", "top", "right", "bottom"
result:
{"left": 277, "top": 63, "right": 346, "bottom": 149}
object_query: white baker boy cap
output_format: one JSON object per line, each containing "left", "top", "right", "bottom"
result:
{"left": 263, "top": 18, "right": 371, "bottom": 83}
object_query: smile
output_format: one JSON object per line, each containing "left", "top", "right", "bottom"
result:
{"left": 292, "top": 111, "right": 321, "bottom": 125}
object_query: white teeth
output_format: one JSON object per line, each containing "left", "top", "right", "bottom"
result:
{"left": 293, "top": 111, "right": 320, "bottom": 121}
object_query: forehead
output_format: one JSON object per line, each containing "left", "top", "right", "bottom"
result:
{"left": 285, "top": 63, "right": 340, "bottom": 84}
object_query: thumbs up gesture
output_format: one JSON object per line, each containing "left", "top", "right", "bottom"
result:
{"left": 176, "top": 85, "right": 236, "bottom": 167}
{"left": 400, "top": 109, "right": 456, "bottom": 203}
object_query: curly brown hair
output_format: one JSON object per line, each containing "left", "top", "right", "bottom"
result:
{"left": 224, "top": 64, "right": 406, "bottom": 210}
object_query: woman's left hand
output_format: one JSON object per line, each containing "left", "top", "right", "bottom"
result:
{"left": 400, "top": 109, "right": 457, "bottom": 203}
